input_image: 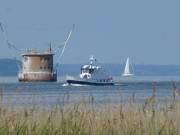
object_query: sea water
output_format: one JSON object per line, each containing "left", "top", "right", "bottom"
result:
{"left": 0, "top": 76, "right": 179, "bottom": 108}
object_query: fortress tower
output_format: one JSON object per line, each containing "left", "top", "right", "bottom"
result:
{"left": 18, "top": 49, "right": 57, "bottom": 82}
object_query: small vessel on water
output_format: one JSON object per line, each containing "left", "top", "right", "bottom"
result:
{"left": 122, "top": 57, "right": 134, "bottom": 77}
{"left": 66, "top": 56, "right": 114, "bottom": 86}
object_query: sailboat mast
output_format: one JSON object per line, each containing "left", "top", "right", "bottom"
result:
{"left": 124, "top": 57, "right": 130, "bottom": 74}
{"left": 122, "top": 57, "right": 133, "bottom": 76}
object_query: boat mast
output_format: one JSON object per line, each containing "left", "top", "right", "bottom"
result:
{"left": 124, "top": 57, "right": 130, "bottom": 74}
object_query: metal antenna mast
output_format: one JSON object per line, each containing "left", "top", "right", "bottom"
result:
{"left": 55, "top": 24, "right": 75, "bottom": 66}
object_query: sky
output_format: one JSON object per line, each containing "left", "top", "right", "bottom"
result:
{"left": 0, "top": 0, "right": 180, "bottom": 64}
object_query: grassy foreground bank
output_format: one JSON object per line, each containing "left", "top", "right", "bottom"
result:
{"left": 0, "top": 102, "right": 180, "bottom": 135}
{"left": 0, "top": 83, "right": 180, "bottom": 135}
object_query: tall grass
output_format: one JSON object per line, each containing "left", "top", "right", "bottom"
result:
{"left": 0, "top": 82, "right": 180, "bottom": 135}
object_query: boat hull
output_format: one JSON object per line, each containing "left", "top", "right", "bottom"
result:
{"left": 67, "top": 80, "right": 114, "bottom": 86}
{"left": 122, "top": 73, "right": 134, "bottom": 77}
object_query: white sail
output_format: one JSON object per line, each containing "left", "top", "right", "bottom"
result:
{"left": 122, "top": 57, "right": 134, "bottom": 77}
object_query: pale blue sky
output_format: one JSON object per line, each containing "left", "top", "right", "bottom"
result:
{"left": 0, "top": 0, "right": 180, "bottom": 64}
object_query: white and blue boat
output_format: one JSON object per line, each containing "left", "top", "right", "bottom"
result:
{"left": 66, "top": 56, "right": 114, "bottom": 86}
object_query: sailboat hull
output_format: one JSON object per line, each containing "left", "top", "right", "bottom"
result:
{"left": 122, "top": 73, "right": 134, "bottom": 77}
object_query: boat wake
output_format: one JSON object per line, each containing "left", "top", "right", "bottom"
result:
{"left": 62, "top": 83, "right": 87, "bottom": 87}
{"left": 114, "top": 83, "right": 127, "bottom": 86}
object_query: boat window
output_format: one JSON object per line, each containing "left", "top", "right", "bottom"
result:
{"left": 82, "top": 69, "right": 88, "bottom": 73}
{"left": 89, "top": 69, "right": 94, "bottom": 74}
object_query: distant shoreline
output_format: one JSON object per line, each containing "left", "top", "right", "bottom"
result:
{"left": 2, "top": 59, "right": 180, "bottom": 76}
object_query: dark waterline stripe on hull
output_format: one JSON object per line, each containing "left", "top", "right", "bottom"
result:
{"left": 67, "top": 80, "right": 114, "bottom": 86}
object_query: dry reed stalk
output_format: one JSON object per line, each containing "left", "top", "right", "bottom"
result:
{"left": 0, "top": 82, "right": 180, "bottom": 134}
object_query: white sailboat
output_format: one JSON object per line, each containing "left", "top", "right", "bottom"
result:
{"left": 122, "top": 57, "right": 134, "bottom": 77}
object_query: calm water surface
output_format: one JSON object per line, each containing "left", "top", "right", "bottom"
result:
{"left": 0, "top": 76, "right": 180, "bottom": 107}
